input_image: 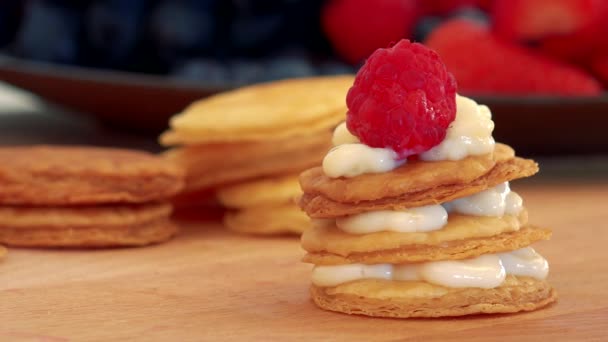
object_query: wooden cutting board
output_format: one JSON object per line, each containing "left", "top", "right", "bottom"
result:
{"left": 0, "top": 183, "right": 606, "bottom": 341}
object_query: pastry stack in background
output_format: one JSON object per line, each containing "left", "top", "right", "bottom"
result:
{"left": 160, "top": 76, "right": 353, "bottom": 235}
{"left": 0, "top": 146, "right": 184, "bottom": 247}
{"left": 298, "top": 40, "right": 556, "bottom": 318}
{"left": 217, "top": 175, "right": 307, "bottom": 235}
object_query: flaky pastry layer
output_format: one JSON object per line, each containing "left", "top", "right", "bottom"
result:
{"left": 166, "top": 131, "right": 332, "bottom": 192}
{"left": 303, "top": 212, "right": 551, "bottom": 265}
{"left": 311, "top": 275, "right": 556, "bottom": 318}
{"left": 0, "top": 146, "right": 184, "bottom": 205}
{"left": 303, "top": 211, "right": 526, "bottom": 256}
{"left": 160, "top": 76, "right": 353, "bottom": 145}
{"left": 299, "top": 144, "right": 538, "bottom": 218}
{"left": 0, "top": 217, "right": 178, "bottom": 247}
{"left": 0, "top": 202, "right": 177, "bottom": 247}
{"left": 0, "top": 203, "right": 172, "bottom": 228}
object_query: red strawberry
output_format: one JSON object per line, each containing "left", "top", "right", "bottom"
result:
{"left": 492, "top": 0, "right": 600, "bottom": 41}
{"left": 539, "top": 29, "right": 602, "bottom": 64}
{"left": 424, "top": 19, "right": 602, "bottom": 96}
{"left": 322, "top": 0, "right": 419, "bottom": 64}
{"left": 590, "top": 54, "right": 608, "bottom": 86}
{"left": 539, "top": 2, "right": 608, "bottom": 64}
{"left": 419, "top": 0, "right": 492, "bottom": 15}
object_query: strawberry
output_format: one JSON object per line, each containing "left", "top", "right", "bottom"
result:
{"left": 322, "top": 0, "right": 419, "bottom": 64}
{"left": 419, "top": 0, "right": 492, "bottom": 15}
{"left": 538, "top": 2, "right": 608, "bottom": 64}
{"left": 424, "top": 19, "right": 602, "bottom": 96}
{"left": 492, "top": 0, "right": 600, "bottom": 41}
{"left": 590, "top": 54, "right": 608, "bottom": 86}
{"left": 539, "top": 28, "right": 602, "bottom": 64}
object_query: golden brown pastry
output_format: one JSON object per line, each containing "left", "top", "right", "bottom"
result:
{"left": 0, "top": 203, "right": 177, "bottom": 247}
{"left": 0, "top": 145, "right": 184, "bottom": 205}
{"left": 219, "top": 175, "right": 309, "bottom": 235}
{"left": 0, "top": 145, "right": 184, "bottom": 248}
{"left": 160, "top": 76, "right": 354, "bottom": 145}
{"left": 311, "top": 276, "right": 557, "bottom": 318}
{"left": 299, "top": 144, "right": 539, "bottom": 218}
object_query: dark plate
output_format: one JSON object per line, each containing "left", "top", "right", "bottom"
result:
{"left": 0, "top": 55, "right": 220, "bottom": 133}
{"left": 0, "top": 55, "right": 607, "bottom": 155}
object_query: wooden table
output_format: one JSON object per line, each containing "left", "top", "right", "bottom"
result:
{"left": 1, "top": 182, "right": 607, "bottom": 341}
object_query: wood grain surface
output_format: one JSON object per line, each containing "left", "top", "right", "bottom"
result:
{"left": 0, "top": 183, "right": 607, "bottom": 341}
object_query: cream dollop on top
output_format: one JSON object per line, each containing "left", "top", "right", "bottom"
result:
{"left": 311, "top": 248, "right": 548, "bottom": 288}
{"left": 322, "top": 144, "right": 403, "bottom": 178}
{"left": 322, "top": 95, "right": 495, "bottom": 178}
{"left": 331, "top": 122, "right": 360, "bottom": 145}
{"left": 322, "top": 122, "right": 403, "bottom": 178}
{"left": 420, "top": 95, "right": 495, "bottom": 161}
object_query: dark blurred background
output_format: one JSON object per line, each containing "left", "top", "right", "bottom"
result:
{"left": 0, "top": 0, "right": 353, "bottom": 85}
{"left": 0, "top": 0, "right": 607, "bottom": 156}
{"left": 1, "top": 0, "right": 607, "bottom": 89}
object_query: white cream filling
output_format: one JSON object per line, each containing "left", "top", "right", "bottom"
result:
{"left": 335, "top": 182, "right": 522, "bottom": 234}
{"left": 498, "top": 247, "right": 549, "bottom": 279}
{"left": 311, "top": 248, "right": 548, "bottom": 288}
{"left": 415, "top": 254, "right": 505, "bottom": 289}
{"left": 420, "top": 95, "right": 495, "bottom": 161}
{"left": 335, "top": 205, "right": 448, "bottom": 234}
{"left": 311, "top": 264, "right": 392, "bottom": 287}
{"left": 443, "top": 182, "right": 523, "bottom": 217}
{"left": 505, "top": 192, "right": 523, "bottom": 216}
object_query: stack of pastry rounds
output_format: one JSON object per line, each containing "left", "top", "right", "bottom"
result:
{"left": 160, "top": 76, "right": 354, "bottom": 235}
{"left": 217, "top": 175, "right": 309, "bottom": 235}
{"left": 0, "top": 146, "right": 184, "bottom": 247}
{"left": 299, "top": 143, "right": 557, "bottom": 318}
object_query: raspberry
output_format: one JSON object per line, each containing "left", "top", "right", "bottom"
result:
{"left": 346, "top": 39, "right": 457, "bottom": 158}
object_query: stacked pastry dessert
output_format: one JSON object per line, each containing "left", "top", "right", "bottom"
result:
{"left": 298, "top": 40, "right": 556, "bottom": 317}
{"left": 160, "top": 76, "right": 353, "bottom": 235}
